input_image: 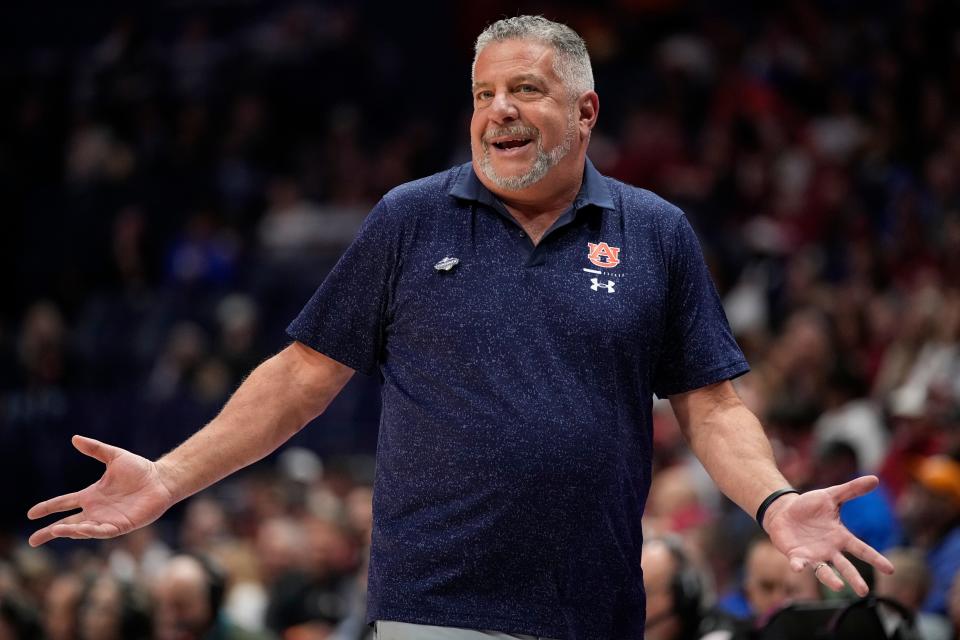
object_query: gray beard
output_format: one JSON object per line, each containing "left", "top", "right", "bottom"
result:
{"left": 479, "top": 114, "right": 577, "bottom": 191}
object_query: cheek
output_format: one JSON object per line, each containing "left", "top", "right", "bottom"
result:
{"left": 646, "top": 592, "right": 672, "bottom": 616}
{"left": 470, "top": 113, "right": 485, "bottom": 140}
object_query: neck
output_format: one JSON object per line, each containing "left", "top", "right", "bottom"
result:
{"left": 501, "top": 187, "right": 578, "bottom": 222}
{"left": 498, "top": 161, "right": 584, "bottom": 245}
{"left": 478, "top": 150, "right": 587, "bottom": 219}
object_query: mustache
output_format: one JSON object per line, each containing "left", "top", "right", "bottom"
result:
{"left": 482, "top": 125, "right": 539, "bottom": 143}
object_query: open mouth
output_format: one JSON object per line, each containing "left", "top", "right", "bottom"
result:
{"left": 491, "top": 138, "right": 533, "bottom": 150}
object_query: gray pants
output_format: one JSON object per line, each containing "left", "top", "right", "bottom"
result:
{"left": 374, "top": 621, "right": 556, "bottom": 640}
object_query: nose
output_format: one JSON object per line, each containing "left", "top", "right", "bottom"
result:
{"left": 489, "top": 90, "right": 518, "bottom": 123}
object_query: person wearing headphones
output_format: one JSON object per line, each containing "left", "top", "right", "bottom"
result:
{"left": 642, "top": 537, "right": 743, "bottom": 640}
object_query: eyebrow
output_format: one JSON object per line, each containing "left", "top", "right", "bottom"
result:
{"left": 472, "top": 73, "right": 548, "bottom": 91}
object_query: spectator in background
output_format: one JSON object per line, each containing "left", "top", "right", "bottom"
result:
{"left": 165, "top": 212, "right": 239, "bottom": 291}
{"left": 146, "top": 322, "right": 210, "bottom": 403}
{"left": 874, "top": 548, "right": 951, "bottom": 640}
{"left": 879, "top": 385, "right": 946, "bottom": 501}
{"left": 16, "top": 301, "right": 72, "bottom": 389}
{"left": 209, "top": 541, "right": 271, "bottom": 636}
{"left": 179, "top": 496, "right": 231, "bottom": 554}
{"left": 645, "top": 463, "right": 712, "bottom": 534}
{"left": 42, "top": 572, "right": 83, "bottom": 640}
{"left": 265, "top": 517, "right": 356, "bottom": 637}
{"left": 0, "top": 592, "right": 43, "bottom": 640}
{"left": 152, "top": 554, "right": 274, "bottom": 640}
{"left": 105, "top": 525, "right": 172, "bottom": 585}
{"left": 897, "top": 455, "right": 960, "bottom": 615}
{"left": 743, "top": 538, "right": 822, "bottom": 625}
{"left": 215, "top": 295, "right": 262, "bottom": 387}
{"left": 256, "top": 178, "right": 329, "bottom": 262}
{"left": 948, "top": 570, "right": 960, "bottom": 640}
{"left": 809, "top": 440, "right": 901, "bottom": 552}
{"left": 77, "top": 573, "right": 151, "bottom": 640}
{"left": 254, "top": 518, "right": 307, "bottom": 589}
{"left": 641, "top": 537, "right": 741, "bottom": 640}
{"left": 812, "top": 368, "right": 887, "bottom": 474}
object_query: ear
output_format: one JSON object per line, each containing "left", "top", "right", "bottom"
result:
{"left": 577, "top": 91, "right": 600, "bottom": 135}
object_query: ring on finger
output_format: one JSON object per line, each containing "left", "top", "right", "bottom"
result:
{"left": 813, "top": 561, "right": 829, "bottom": 574}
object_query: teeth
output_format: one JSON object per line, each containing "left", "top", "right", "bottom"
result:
{"left": 493, "top": 138, "right": 530, "bottom": 149}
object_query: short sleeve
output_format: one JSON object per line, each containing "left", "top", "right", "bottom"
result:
{"left": 286, "top": 198, "right": 399, "bottom": 375}
{"left": 652, "top": 214, "right": 749, "bottom": 397}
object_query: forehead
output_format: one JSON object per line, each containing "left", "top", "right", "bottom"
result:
{"left": 747, "top": 543, "right": 789, "bottom": 575}
{"left": 641, "top": 543, "right": 678, "bottom": 582}
{"left": 473, "top": 38, "right": 558, "bottom": 84}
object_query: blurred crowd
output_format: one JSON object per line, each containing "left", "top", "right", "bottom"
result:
{"left": 0, "top": 449, "right": 375, "bottom": 640}
{"left": 2, "top": 0, "right": 960, "bottom": 638}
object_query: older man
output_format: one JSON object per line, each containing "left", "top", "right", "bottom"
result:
{"left": 28, "top": 15, "right": 892, "bottom": 640}
{"left": 641, "top": 537, "right": 741, "bottom": 640}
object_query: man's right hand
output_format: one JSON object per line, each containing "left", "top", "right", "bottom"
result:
{"left": 27, "top": 435, "right": 177, "bottom": 547}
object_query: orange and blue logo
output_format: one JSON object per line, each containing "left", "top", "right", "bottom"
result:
{"left": 587, "top": 242, "right": 621, "bottom": 268}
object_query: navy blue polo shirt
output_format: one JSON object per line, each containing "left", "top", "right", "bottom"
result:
{"left": 287, "top": 159, "right": 749, "bottom": 640}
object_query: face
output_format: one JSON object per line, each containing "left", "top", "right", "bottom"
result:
{"left": 79, "top": 578, "right": 123, "bottom": 640}
{"left": 470, "top": 38, "right": 592, "bottom": 195}
{"left": 898, "top": 483, "right": 956, "bottom": 540}
{"left": 44, "top": 574, "right": 82, "bottom": 640}
{"left": 745, "top": 542, "right": 794, "bottom": 618}
{"left": 152, "top": 560, "right": 213, "bottom": 640}
{"left": 641, "top": 542, "right": 682, "bottom": 640}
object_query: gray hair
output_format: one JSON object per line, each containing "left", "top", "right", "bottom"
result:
{"left": 472, "top": 15, "right": 594, "bottom": 97}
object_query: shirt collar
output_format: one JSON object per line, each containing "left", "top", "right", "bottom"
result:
{"left": 449, "top": 157, "right": 616, "bottom": 213}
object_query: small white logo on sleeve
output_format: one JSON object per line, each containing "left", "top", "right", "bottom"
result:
{"left": 590, "top": 278, "right": 615, "bottom": 293}
{"left": 434, "top": 257, "right": 459, "bottom": 272}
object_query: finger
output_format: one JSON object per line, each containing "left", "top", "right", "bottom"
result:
{"left": 72, "top": 435, "right": 123, "bottom": 465}
{"left": 28, "top": 526, "right": 58, "bottom": 547}
{"left": 832, "top": 552, "right": 868, "bottom": 597}
{"left": 826, "top": 475, "right": 879, "bottom": 504}
{"left": 27, "top": 490, "right": 85, "bottom": 520}
{"left": 846, "top": 536, "right": 895, "bottom": 575}
{"left": 814, "top": 562, "right": 845, "bottom": 592}
{"left": 27, "top": 512, "right": 90, "bottom": 547}
{"left": 51, "top": 522, "right": 122, "bottom": 540}
{"left": 790, "top": 556, "right": 810, "bottom": 573}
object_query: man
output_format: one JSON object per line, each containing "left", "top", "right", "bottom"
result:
{"left": 152, "top": 554, "right": 275, "bottom": 640}
{"left": 743, "top": 538, "right": 821, "bottom": 623}
{"left": 875, "top": 548, "right": 951, "bottom": 640}
{"left": 641, "top": 537, "right": 740, "bottom": 640}
{"left": 809, "top": 440, "right": 901, "bottom": 552}
{"left": 897, "top": 454, "right": 960, "bottom": 615}
{"left": 28, "top": 15, "right": 892, "bottom": 640}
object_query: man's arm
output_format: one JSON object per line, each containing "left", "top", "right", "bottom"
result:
{"left": 669, "top": 380, "right": 894, "bottom": 595}
{"left": 27, "top": 341, "right": 354, "bottom": 546}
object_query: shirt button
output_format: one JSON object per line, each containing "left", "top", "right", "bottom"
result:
{"left": 519, "top": 231, "right": 526, "bottom": 237}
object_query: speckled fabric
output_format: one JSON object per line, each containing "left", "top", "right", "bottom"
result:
{"left": 287, "top": 159, "right": 749, "bottom": 640}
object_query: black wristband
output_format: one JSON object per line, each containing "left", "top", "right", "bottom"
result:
{"left": 756, "top": 488, "right": 799, "bottom": 530}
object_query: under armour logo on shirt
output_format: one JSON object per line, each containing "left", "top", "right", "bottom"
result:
{"left": 591, "top": 278, "right": 615, "bottom": 293}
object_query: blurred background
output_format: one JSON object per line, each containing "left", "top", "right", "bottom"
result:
{"left": 1, "top": 0, "right": 960, "bottom": 638}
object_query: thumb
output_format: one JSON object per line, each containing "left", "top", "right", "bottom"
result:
{"left": 826, "top": 475, "right": 879, "bottom": 504}
{"left": 72, "top": 435, "right": 124, "bottom": 465}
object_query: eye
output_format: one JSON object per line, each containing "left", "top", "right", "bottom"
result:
{"left": 475, "top": 90, "right": 494, "bottom": 101}
{"left": 517, "top": 84, "right": 540, "bottom": 94}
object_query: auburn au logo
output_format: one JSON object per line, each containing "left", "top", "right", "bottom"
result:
{"left": 587, "top": 242, "right": 621, "bottom": 268}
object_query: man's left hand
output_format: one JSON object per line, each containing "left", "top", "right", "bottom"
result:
{"left": 762, "top": 475, "right": 895, "bottom": 596}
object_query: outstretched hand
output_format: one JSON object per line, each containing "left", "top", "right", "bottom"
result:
{"left": 763, "top": 475, "right": 895, "bottom": 597}
{"left": 27, "top": 435, "right": 177, "bottom": 547}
